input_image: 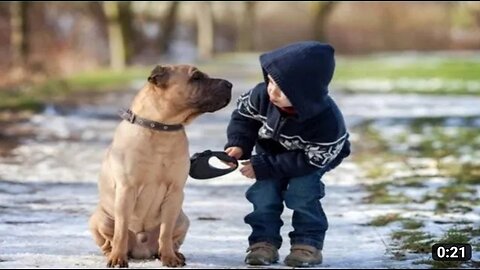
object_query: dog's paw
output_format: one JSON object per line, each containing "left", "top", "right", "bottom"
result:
{"left": 158, "top": 252, "right": 186, "bottom": 267}
{"left": 175, "top": 251, "right": 186, "bottom": 262}
{"left": 107, "top": 252, "right": 129, "bottom": 268}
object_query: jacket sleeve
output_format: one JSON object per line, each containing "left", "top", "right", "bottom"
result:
{"left": 224, "top": 87, "right": 264, "bottom": 160}
{"left": 251, "top": 133, "right": 350, "bottom": 180}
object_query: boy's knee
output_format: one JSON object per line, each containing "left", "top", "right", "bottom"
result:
{"left": 246, "top": 181, "right": 284, "bottom": 210}
{"left": 284, "top": 191, "right": 308, "bottom": 210}
{"left": 287, "top": 174, "right": 325, "bottom": 199}
{"left": 246, "top": 192, "right": 283, "bottom": 210}
{"left": 284, "top": 183, "right": 324, "bottom": 210}
{"left": 246, "top": 180, "right": 282, "bottom": 199}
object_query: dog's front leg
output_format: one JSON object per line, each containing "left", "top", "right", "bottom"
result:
{"left": 108, "top": 185, "right": 135, "bottom": 268}
{"left": 158, "top": 188, "right": 185, "bottom": 267}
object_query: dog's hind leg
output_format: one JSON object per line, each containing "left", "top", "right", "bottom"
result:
{"left": 89, "top": 208, "right": 114, "bottom": 256}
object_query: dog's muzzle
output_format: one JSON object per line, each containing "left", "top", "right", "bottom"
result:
{"left": 200, "top": 79, "right": 233, "bottom": 113}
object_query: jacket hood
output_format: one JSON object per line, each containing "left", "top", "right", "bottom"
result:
{"left": 260, "top": 41, "right": 335, "bottom": 121}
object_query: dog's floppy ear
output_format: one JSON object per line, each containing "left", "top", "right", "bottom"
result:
{"left": 148, "top": 65, "right": 169, "bottom": 89}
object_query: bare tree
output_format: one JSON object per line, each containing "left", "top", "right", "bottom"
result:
{"left": 236, "top": 2, "right": 256, "bottom": 51}
{"left": 10, "top": 1, "right": 30, "bottom": 68}
{"left": 158, "top": 1, "right": 180, "bottom": 54}
{"left": 196, "top": 2, "right": 214, "bottom": 60}
{"left": 310, "top": 2, "right": 337, "bottom": 42}
{"left": 118, "top": 1, "right": 135, "bottom": 64}
{"left": 468, "top": 2, "right": 480, "bottom": 27}
{"left": 103, "top": 1, "right": 128, "bottom": 70}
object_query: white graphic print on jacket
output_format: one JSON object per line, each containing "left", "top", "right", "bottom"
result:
{"left": 237, "top": 91, "right": 347, "bottom": 169}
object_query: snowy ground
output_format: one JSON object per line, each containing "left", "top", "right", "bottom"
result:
{"left": 1, "top": 63, "right": 480, "bottom": 268}
{"left": 0, "top": 165, "right": 392, "bottom": 269}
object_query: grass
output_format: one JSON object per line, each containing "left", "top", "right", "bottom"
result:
{"left": 0, "top": 67, "right": 150, "bottom": 112}
{"left": 5, "top": 54, "right": 480, "bottom": 112}
{"left": 437, "top": 184, "right": 476, "bottom": 200}
{"left": 333, "top": 56, "right": 480, "bottom": 95}
{"left": 413, "top": 126, "right": 480, "bottom": 160}
{"left": 394, "top": 225, "right": 479, "bottom": 268}
{"left": 0, "top": 56, "right": 261, "bottom": 112}
{"left": 455, "top": 163, "right": 480, "bottom": 185}
{"left": 368, "top": 213, "right": 401, "bottom": 226}
{"left": 334, "top": 57, "right": 480, "bottom": 81}
{"left": 241, "top": 53, "right": 480, "bottom": 91}
{"left": 421, "top": 183, "right": 478, "bottom": 214}
{"left": 391, "top": 230, "right": 435, "bottom": 254}
{"left": 351, "top": 122, "right": 405, "bottom": 181}
{"left": 458, "top": 226, "right": 480, "bottom": 237}
{"left": 411, "top": 228, "right": 472, "bottom": 269}
{"left": 392, "top": 229, "right": 470, "bottom": 268}
{"left": 363, "top": 183, "right": 412, "bottom": 204}
{"left": 60, "top": 67, "right": 148, "bottom": 90}
{"left": 356, "top": 118, "right": 480, "bottom": 211}
{"left": 356, "top": 117, "right": 479, "bottom": 267}
{"left": 438, "top": 228, "right": 470, "bottom": 244}
{"left": 0, "top": 92, "right": 45, "bottom": 112}
{"left": 392, "top": 177, "right": 427, "bottom": 188}
{"left": 401, "top": 219, "right": 424, "bottom": 230}
{"left": 368, "top": 215, "right": 424, "bottom": 229}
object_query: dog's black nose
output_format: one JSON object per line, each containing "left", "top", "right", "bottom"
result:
{"left": 222, "top": 80, "right": 233, "bottom": 89}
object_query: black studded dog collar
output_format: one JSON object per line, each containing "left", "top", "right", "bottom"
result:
{"left": 118, "top": 109, "right": 184, "bottom": 132}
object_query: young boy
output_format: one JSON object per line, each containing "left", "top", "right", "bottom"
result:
{"left": 224, "top": 41, "right": 350, "bottom": 267}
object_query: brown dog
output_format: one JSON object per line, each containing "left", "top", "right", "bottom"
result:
{"left": 89, "top": 65, "right": 232, "bottom": 268}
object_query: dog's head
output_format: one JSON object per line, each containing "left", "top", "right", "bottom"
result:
{"left": 146, "top": 64, "right": 232, "bottom": 124}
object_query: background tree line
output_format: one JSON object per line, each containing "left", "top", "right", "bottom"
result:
{"left": 1, "top": 1, "right": 480, "bottom": 87}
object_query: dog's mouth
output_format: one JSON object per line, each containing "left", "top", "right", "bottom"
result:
{"left": 197, "top": 80, "right": 232, "bottom": 113}
{"left": 187, "top": 78, "right": 232, "bottom": 114}
{"left": 200, "top": 96, "right": 231, "bottom": 113}
{"left": 208, "top": 94, "right": 231, "bottom": 111}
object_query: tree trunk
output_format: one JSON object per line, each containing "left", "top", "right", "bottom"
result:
{"left": 311, "top": 2, "right": 336, "bottom": 42}
{"left": 10, "top": 1, "right": 30, "bottom": 67}
{"left": 118, "top": 1, "right": 134, "bottom": 64}
{"left": 236, "top": 2, "right": 256, "bottom": 51}
{"left": 103, "top": 1, "right": 126, "bottom": 71}
{"left": 158, "top": 1, "right": 180, "bottom": 54}
{"left": 196, "top": 2, "right": 214, "bottom": 60}
{"left": 467, "top": 2, "right": 480, "bottom": 27}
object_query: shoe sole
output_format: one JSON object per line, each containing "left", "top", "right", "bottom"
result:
{"left": 284, "top": 258, "right": 322, "bottom": 267}
{"left": 245, "top": 257, "right": 279, "bottom": 266}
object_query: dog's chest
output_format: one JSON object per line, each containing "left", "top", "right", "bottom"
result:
{"left": 127, "top": 150, "right": 189, "bottom": 232}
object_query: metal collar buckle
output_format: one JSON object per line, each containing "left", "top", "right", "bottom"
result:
{"left": 127, "top": 110, "right": 136, "bottom": 123}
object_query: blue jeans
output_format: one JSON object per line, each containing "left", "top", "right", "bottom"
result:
{"left": 244, "top": 170, "right": 328, "bottom": 250}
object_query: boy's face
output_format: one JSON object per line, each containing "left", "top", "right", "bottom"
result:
{"left": 267, "top": 75, "right": 292, "bottom": 108}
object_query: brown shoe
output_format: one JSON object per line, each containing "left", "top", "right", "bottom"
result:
{"left": 284, "top": 244, "right": 322, "bottom": 267}
{"left": 245, "top": 242, "right": 279, "bottom": 266}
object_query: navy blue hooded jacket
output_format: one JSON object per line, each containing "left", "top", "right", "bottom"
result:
{"left": 225, "top": 41, "right": 350, "bottom": 180}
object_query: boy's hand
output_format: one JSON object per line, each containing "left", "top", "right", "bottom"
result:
{"left": 240, "top": 160, "right": 256, "bottom": 179}
{"left": 225, "top": 147, "right": 243, "bottom": 160}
